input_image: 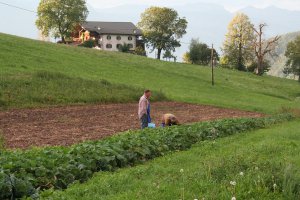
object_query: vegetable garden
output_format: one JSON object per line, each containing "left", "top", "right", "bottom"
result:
{"left": 0, "top": 114, "right": 293, "bottom": 199}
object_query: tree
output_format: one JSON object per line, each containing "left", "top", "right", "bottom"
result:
{"left": 163, "top": 50, "right": 177, "bottom": 62}
{"left": 183, "top": 39, "right": 219, "bottom": 65}
{"left": 248, "top": 60, "right": 271, "bottom": 74}
{"left": 36, "top": 0, "right": 88, "bottom": 43}
{"left": 222, "top": 13, "right": 255, "bottom": 71}
{"left": 182, "top": 52, "right": 191, "bottom": 64}
{"left": 284, "top": 35, "right": 300, "bottom": 82}
{"left": 219, "top": 56, "right": 230, "bottom": 69}
{"left": 185, "top": 39, "right": 218, "bottom": 65}
{"left": 163, "top": 50, "right": 173, "bottom": 61}
{"left": 138, "top": 7, "right": 187, "bottom": 60}
{"left": 253, "top": 23, "right": 280, "bottom": 75}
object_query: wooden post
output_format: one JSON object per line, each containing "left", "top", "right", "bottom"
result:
{"left": 211, "top": 44, "right": 215, "bottom": 86}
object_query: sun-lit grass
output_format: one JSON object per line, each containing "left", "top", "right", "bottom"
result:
{"left": 0, "top": 33, "right": 300, "bottom": 199}
{"left": 44, "top": 119, "right": 300, "bottom": 200}
{"left": 0, "top": 33, "right": 299, "bottom": 112}
{"left": 0, "top": 70, "right": 167, "bottom": 109}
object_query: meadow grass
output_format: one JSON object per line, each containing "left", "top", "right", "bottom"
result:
{"left": 0, "top": 33, "right": 300, "bottom": 199}
{"left": 0, "top": 70, "right": 166, "bottom": 109}
{"left": 44, "top": 119, "right": 300, "bottom": 200}
{"left": 0, "top": 33, "right": 299, "bottom": 113}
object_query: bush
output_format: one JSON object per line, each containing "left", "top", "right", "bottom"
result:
{"left": 78, "top": 40, "right": 95, "bottom": 48}
{"left": 0, "top": 114, "right": 293, "bottom": 199}
{"left": 134, "top": 46, "right": 147, "bottom": 56}
{"left": 118, "top": 43, "right": 131, "bottom": 53}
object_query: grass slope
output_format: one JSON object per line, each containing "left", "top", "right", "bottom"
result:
{"left": 45, "top": 119, "right": 300, "bottom": 200}
{"left": 0, "top": 33, "right": 299, "bottom": 113}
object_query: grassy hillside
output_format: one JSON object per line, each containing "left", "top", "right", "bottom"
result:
{"left": 44, "top": 119, "right": 300, "bottom": 200}
{"left": 0, "top": 33, "right": 299, "bottom": 113}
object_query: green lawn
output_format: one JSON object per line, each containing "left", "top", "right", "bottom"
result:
{"left": 0, "top": 33, "right": 299, "bottom": 113}
{"left": 44, "top": 119, "right": 300, "bottom": 200}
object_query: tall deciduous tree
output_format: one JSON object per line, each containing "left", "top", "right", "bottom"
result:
{"left": 36, "top": 0, "right": 88, "bottom": 43}
{"left": 188, "top": 39, "right": 218, "bottom": 65}
{"left": 222, "top": 13, "right": 255, "bottom": 71}
{"left": 285, "top": 35, "right": 300, "bottom": 82}
{"left": 138, "top": 7, "right": 187, "bottom": 60}
{"left": 185, "top": 39, "right": 219, "bottom": 65}
{"left": 253, "top": 23, "right": 280, "bottom": 75}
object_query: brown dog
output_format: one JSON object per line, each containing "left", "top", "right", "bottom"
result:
{"left": 161, "top": 114, "right": 180, "bottom": 127}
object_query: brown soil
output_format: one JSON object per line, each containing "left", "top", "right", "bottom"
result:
{"left": 0, "top": 102, "right": 264, "bottom": 149}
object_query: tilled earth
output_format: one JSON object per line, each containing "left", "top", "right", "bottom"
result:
{"left": 0, "top": 102, "right": 264, "bottom": 149}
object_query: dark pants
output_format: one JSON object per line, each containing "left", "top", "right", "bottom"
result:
{"left": 141, "top": 114, "right": 148, "bottom": 129}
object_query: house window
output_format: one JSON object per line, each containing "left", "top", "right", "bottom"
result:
{"left": 117, "top": 36, "right": 122, "bottom": 40}
{"left": 106, "top": 44, "right": 112, "bottom": 49}
{"left": 128, "top": 36, "right": 133, "bottom": 41}
{"left": 107, "top": 35, "right": 111, "bottom": 40}
{"left": 128, "top": 44, "right": 134, "bottom": 49}
{"left": 116, "top": 44, "right": 122, "bottom": 49}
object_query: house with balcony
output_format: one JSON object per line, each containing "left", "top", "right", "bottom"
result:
{"left": 72, "top": 21, "right": 144, "bottom": 51}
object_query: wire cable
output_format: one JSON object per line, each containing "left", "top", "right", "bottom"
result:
{"left": 0, "top": 1, "right": 37, "bottom": 13}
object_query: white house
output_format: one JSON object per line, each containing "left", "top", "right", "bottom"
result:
{"left": 73, "top": 21, "right": 144, "bottom": 51}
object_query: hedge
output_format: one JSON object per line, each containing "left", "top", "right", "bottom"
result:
{"left": 0, "top": 114, "right": 293, "bottom": 199}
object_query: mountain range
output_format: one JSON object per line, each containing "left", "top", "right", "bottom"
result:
{"left": 267, "top": 31, "right": 300, "bottom": 78}
{"left": 0, "top": 1, "right": 300, "bottom": 77}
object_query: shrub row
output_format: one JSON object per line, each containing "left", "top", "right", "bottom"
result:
{"left": 0, "top": 114, "right": 293, "bottom": 199}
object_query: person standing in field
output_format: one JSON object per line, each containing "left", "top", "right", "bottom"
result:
{"left": 138, "top": 90, "right": 152, "bottom": 129}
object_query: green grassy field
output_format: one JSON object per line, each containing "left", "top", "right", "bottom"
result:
{"left": 0, "top": 33, "right": 299, "bottom": 113}
{"left": 44, "top": 119, "right": 300, "bottom": 200}
{"left": 0, "top": 33, "right": 300, "bottom": 199}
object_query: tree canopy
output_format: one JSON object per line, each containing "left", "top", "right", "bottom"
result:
{"left": 36, "top": 0, "right": 88, "bottom": 43}
{"left": 189, "top": 39, "right": 218, "bottom": 65}
{"left": 138, "top": 7, "right": 187, "bottom": 60}
{"left": 222, "top": 13, "right": 255, "bottom": 71}
{"left": 285, "top": 35, "right": 300, "bottom": 82}
{"left": 183, "top": 39, "right": 218, "bottom": 65}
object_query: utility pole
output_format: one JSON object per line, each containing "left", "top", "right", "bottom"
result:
{"left": 211, "top": 44, "right": 215, "bottom": 86}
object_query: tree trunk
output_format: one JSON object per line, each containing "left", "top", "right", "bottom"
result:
{"left": 257, "top": 57, "right": 263, "bottom": 76}
{"left": 238, "top": 42, "right": 243, "bottom": 71}
{"left": 257, "top": 30, "right": 263, "bottom": 75}
{"left": 61, "top": 36, "right": 66, "bottom": 44}
{"left": 157, "top": 48, "right": 162, "bottom": 60}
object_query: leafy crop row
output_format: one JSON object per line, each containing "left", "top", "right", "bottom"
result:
{"left": 0, "top": 114, "right": 293, "bottom": 199}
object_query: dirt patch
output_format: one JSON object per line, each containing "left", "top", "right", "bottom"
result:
{"left": 0, "top": 102, "right": 264, "bottom": 149}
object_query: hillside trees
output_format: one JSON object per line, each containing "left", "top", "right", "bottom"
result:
{"left": 138, "top": 7, "right": 188, "bottom": 60}
{"left": 163, "top": 50, "right": 176, "bottom": 62}
{"left": 284, "top": 35, "right": 300, "bottom": 82}
{"left": 222, "top": 13, "right": 255, "bottom": 71}
{"left": 36, "top": 0, "right": 88, "bottom": 43}
{"left": 182, "top": 52, "right": 191, "bottom": 64}
{"left": 184, "top": 39, "right": 218, "bottom": 65}
{"left": 222, "top": 13, "right": 280, "bottom": 76}
{"left": 253, "top": 23, "right": 280, "bottom": 75}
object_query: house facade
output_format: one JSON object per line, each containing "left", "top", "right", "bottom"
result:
{"left": 73, "top": 21, "right": 144, "bottom": 51}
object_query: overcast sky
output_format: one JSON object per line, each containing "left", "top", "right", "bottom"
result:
{"left": 87, "top": 0, "right": 300, "bottom": 12}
